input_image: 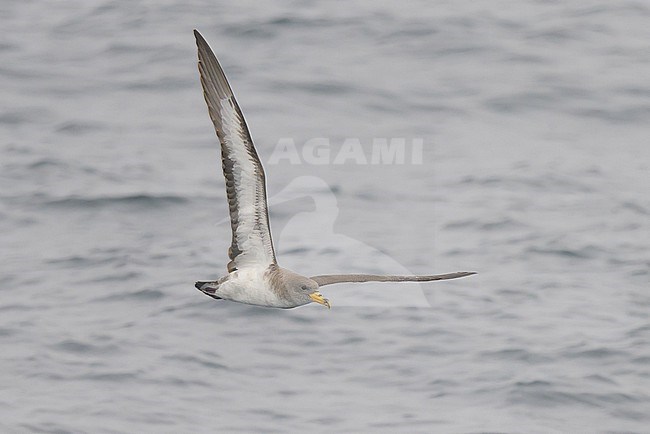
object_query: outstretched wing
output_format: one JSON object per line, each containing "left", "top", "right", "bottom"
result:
{"left": 195, "top": 30, "right": 276, "bottom": 272}
{"left": 310, "top": 271, "right": 476, "bottom": 287}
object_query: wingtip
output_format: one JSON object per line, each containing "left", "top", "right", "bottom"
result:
{"left": 193, "top": 29, "right": 206, "bottom": 45}
{"left": 449, "top": 271, "right": 477, "bottom": 280}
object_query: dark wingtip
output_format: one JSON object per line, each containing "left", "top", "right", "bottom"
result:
{"left": 194, "top": 29, "right": 207, "bottom": 45}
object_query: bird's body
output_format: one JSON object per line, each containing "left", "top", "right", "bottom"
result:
{"left": 192, "top": 29, "right": 475, "bottom": 309}
{"left": 203, "top": 268, "right": 278, "bottom": 307}
{"left": 197, "top": 266, "right": 323, "bottom": 309}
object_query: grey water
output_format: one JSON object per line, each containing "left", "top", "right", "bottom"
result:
{"left": 1, "top": 1, "right": 649, "bottom": 432}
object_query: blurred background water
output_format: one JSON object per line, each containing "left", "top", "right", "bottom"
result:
{"left": 1, "top": 0, "right": 649, "bottom": 432}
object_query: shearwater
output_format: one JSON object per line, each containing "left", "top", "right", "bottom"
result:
{"left": 192, "top": 30, "right": 475, "bottom": 309}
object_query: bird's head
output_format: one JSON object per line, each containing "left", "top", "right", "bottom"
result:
{"left": 291, "top": 276, "right": 330, "bottom": 309}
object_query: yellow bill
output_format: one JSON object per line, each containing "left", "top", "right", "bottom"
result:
{"left": 309, "top": 291, "right": 331, "bottom": 309}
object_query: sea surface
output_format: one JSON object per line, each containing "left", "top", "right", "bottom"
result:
{"left": 1, "top": 1, "right": 649, "bottom": 432}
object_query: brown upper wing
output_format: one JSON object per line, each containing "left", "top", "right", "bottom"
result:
{"left": 195, "top": 30, "right": 276, "bottom": 272}
{"left": 310, "top": 271, "right": 476, "bottom": 287}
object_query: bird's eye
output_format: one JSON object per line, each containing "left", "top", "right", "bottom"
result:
{"left": 301, "top": 285, "right": 308, "bottom": 290}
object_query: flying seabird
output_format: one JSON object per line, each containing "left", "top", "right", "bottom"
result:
{"left": 193, "top": 30, "right": 475, "bottom": 309}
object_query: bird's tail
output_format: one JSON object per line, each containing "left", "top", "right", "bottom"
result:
{"left": 195, "top": 280, "right": 222, "bottom": 300}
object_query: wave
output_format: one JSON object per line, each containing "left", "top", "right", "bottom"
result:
{"left": 458, "top": 173, "right": 593, "bottom": 193}
{"left": 444, "top": 217, "right": 527, "bottom": 231}
{"left": 525, "top": 246, "right": 597, "bottom": 259}
{"left": 506, "top": 378, "right": 645, "bottom": 409}
{"left": 42, "top": 194, "right": 189, "bottom": 209}
{"left": 51, "top": 339, "right": 121, "bottom": 355}
{"left": 95, "top": 288, "right": 166, "bottom": 302}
